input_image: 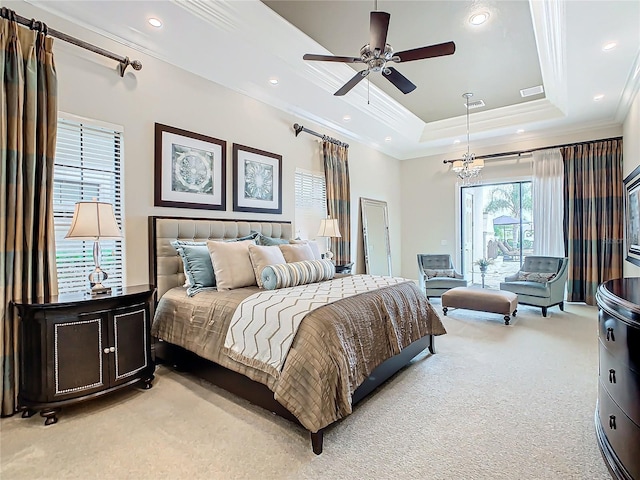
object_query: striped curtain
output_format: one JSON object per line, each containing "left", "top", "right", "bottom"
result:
{"left": 322, "top": 141, "right": 351, "bottom": 266}
{"left": 562, "top": 138, "right": 623, "bottom": 305}
{"left": 1, "top": 13, "right": 58, "bottom": 416}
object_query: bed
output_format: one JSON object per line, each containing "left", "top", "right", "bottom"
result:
{"left": 148, "top": 215, "right": 446, "bottom": 454}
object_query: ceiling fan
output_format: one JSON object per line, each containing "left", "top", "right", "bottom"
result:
{"left": 303, "top": 10, "right": 456, "bottom": 96}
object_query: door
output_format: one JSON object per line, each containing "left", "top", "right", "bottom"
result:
{"left": 109, "top": 303, "right": 151, "bottom": 387}
{"left": 49, "top": 312, "right": 108, "bottom": 400}
{"left": 462, "top": 190, "right": 475, "bottom": 282}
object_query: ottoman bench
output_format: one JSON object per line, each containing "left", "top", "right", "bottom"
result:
{"left": 441, "top": 287, "right": 518, "bottom": 325}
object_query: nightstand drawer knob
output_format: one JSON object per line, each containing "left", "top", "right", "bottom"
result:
{"left": 103, "top": 347, "right": 110, "bottom": 354}
{"left": 609, "top": 369, "right": 616, "bottom": 383}
{"left": 109, "top": 346, "right": 116, "bottom": 353}
{"left": 606, "top": 327, "right": 615, "bottom": 341}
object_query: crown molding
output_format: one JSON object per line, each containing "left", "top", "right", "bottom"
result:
{"left": 616, "top": 47, "right": 640, "bottom": 122}
{"left": 528, "top": 0, "right": 568, "bottom": 115}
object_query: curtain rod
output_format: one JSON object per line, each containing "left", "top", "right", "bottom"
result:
{"left": 0, "top": 8, "right": 142, "bottom": 77}
{"left": 293, "top": 123, "right": 349, "bottom": 148}
{"left": 442, "top": 135, "right": 622, "bottom": 164}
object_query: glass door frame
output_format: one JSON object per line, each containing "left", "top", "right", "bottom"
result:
{"left": 456, "top": 178, "right": 532, "bottom": 288}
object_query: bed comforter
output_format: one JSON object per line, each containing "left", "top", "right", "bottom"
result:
{"left": 151, "top": 276, "right": 446, "bottom": 432}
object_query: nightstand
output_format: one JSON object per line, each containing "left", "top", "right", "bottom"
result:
{"left": 13, "top": 284, "right": 156, "bottom": 425}
{"left": 335, "top": 263, "right": 354, "bottom": 274}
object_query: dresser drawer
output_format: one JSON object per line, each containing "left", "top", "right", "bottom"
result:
{"left": 598, "top": 311, "right": 640, "bottom": 374}
{"left": 600, "top": 341, "right": 640, "bottom": 425}
{"left": 598, "top": 383, "right": 640, "bottom": 480}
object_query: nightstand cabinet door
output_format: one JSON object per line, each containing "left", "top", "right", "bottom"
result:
{"left": 50, "top": 313, "right": 108, "bottom": 400}
{"left": 110, "top": 304, "right": 152, "bottom": 387}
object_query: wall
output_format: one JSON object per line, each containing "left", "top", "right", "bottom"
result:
{"left": 623, "top": 89, "right": 640, "bottom": 277}
{"left": 9, "top": 1, "right": 403, "bottom": 285}
{"left": 399, "top": 126, "right": 623, "bottom": 280}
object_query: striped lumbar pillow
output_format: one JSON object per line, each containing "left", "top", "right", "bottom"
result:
{"left": 261, "top": 259, "right": 335, "bottom": 290}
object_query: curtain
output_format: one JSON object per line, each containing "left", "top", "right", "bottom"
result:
{"left": 322, "top": 141, "right": 351, "bottom": 265}
{"left": 1, "top": 12, "right": 58, "bottom": 416}
{"left": 562, "top": 139, "right": 623, "bottom": 305}
{"left": 532, "top": 148, "right": 565, "bottom": 256}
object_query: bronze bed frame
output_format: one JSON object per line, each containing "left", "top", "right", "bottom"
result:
{"left": 148, "top": 215, "right": 436, "bottom": 454}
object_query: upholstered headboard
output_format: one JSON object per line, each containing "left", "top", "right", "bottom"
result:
{"left": 148, "top": 216, "right": 293, "bottom": 300}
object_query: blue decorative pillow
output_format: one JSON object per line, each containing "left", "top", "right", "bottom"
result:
{"left": 254, "top": 232, "right": 289, "bottom": 246}
{"left": 227, "top": 232, "right": 259, "bottom": 243}
{"left": 171, "top": 241, "right": 216, "bottom": 296}
{"left": 261, "top": 260, "right": 335, "bottom": 290}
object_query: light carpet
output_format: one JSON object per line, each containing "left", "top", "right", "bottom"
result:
{"left": 1, "top": 301, "right": 611, "bottom": 480}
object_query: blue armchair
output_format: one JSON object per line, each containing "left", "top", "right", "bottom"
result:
{"left": 499, "top": 256, "right": 568, "bottom": 317}
{"left": 417, "top": 254, "right": 468, "bottom": 298}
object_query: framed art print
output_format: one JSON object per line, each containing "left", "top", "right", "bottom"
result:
{"left": 624, "top": 164, "right": 640, "bottom": 266}
{"left": 154, "top": 123, "right": 226, "bottom": 210}
{"left": 232, "top": 143, "right": 282, "bottom": 214}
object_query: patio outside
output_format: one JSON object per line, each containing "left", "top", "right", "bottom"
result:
{"left": 462, "top": 182, "right": 533, "bottom": 290}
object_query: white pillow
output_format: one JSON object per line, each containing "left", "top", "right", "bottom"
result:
{"left": 206, "top": 239, "right": 256, "bottom": 291}
{"left": 248, "top": 244, "right": 286, "bottom": 288}
{"left": 290, "top": 239, "right": 322, "bottom": 260}
{"left": 279, "top": 243, "right": 315, "bottom": 263}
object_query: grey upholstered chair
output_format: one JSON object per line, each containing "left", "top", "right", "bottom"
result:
{"left": 499, "top": 255, "right": 569, "bottom": 317}
{"left": 417, "top": 254, "right": 467, "bottom": 298}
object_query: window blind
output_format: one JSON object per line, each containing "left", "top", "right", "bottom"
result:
{"left": 294, "top": 168, "right": 327, "bottom": 240}
{"left": 53, "top": 118, "right": 124, "bottom": 294}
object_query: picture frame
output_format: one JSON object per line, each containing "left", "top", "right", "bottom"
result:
{"left": 232, "top": 143, "right": 282, "bottom": 214}
{"left": 624, "top": 164, "right": 640, "bottom": 267}
{"left": 154, "top": 123, "right": 226, "bottom": 210}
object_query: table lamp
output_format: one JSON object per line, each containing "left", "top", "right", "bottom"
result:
{"left": 65, "top": 201, "right": 122, "bottom": 294}
{"left": 316, "top": 218, "right": 341, "bottom": 261}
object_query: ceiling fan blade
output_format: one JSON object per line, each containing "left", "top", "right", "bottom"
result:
{"left": 394, "top": 41, "right": 456, "bottom": 62}
{"left": 370, "top": 11, "right": 390, "bottom": 53}
{"left": 334, "top": 70, "right": 370, "bottom": 96}
{"left": 303, "top": 54, "right": 363, "bottom": 63}
{"left": 382, "top": 67, "right": 416, "bottom": 94}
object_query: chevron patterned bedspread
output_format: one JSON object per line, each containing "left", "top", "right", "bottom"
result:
{"left": 222, "top": 275, "right": 409, "bottom": 378}
{"left": 152, "top": 277, "right": 446, "bottom": 432}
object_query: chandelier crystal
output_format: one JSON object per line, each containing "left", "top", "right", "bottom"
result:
{"left": 455, "top": 92, "right": 483, "bottom": 185}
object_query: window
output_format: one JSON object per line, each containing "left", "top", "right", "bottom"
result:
{"left": 294, "top": 168, "right": 327, "bottom": 240}
{"left": 53, "top": 116, "right": 124, "bottom": 294}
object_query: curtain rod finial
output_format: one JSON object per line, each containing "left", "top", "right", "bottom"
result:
{"left": 293, "top": 123, "right": 304, "bottom": 137}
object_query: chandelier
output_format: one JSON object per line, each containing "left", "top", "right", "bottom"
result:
{"left": 453, "top": 92, "right": 484, "bottom": 185}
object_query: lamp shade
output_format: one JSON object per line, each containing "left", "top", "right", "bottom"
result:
{"left": 452, "top": 160, "right": 464, "bottom": 172}
{"left": 317, "top": 218, "right": 341, "bottom": 238}
{"left": 65, "top": 201, "right": 122, "bottom": 240}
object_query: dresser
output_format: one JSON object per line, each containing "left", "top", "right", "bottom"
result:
{"left": 596, "top": 277, "right": 640, "bottom": 480}
{"left": 14, "top": 285, "right": 156, "bottom": 425}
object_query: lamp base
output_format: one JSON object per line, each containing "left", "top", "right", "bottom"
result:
{"left": 88, "top": 267, "right": 110, "bottom": 295}
{"left": 90, "top": 284, "right": 112, "bottom": 296}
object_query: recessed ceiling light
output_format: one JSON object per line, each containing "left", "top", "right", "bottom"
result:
{"left": 516, "top": 129, "right": 525, "bottom": 134}
{"left": 593, "top": 94, "right": 605, "bottom": 101}
{"left": 342, "top": 115, "right": 351, "bottom": 122}
{"left": 469, "top": 12, "right": 490, "bottom": 26}
{"left": 268, "top": 78, "right": 279, "bottom": 85}
{"left": 384, "top": 136, "right": 392, "bottom": 143}
{"left": 453, "top": 139, "right": 461, "bottom": 144}
{"left": 602, "top": 42, "right": 617, "bottom": 51}
{"left": 148, "top": 18, "right": 162, "bottom": 28}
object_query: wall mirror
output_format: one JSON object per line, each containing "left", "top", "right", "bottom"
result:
{"left": 361, "top": 198, "right": 392, "bottom": 276}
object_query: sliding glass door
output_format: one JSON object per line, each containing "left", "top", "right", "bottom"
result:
{"left": 460, "top": 181, "right": 533, "bottom": 289}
